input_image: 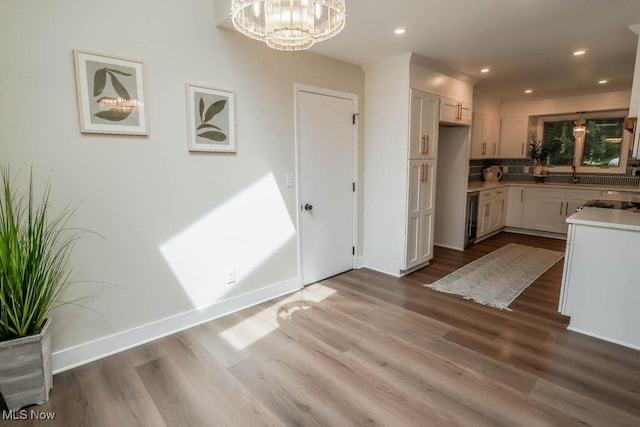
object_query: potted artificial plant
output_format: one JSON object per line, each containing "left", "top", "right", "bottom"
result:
{"left": 0, "top": 166, "right": 79, "bottom": 410}
{"left": 529, "top": 133, "right": 549, "bottom": 175}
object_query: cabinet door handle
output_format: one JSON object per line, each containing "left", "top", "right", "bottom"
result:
{"left": 493, "top": 143, "right": 496, "bottom": 155}
{"left": 423, "top": 163, "right": 428, "bottom": 183}
{"left": 421, "top": 135, "right": 425, "bottom": 154}
{"left": 520, "top": 189, "right": 524, "bottom": 203}
{"left": 426, "top": 135, "right": 429, "bottom": 155}
{"left": 521, "top": 143, "right": 524, "bottom": 156}
{"left": 501, "top": 200, "right": 504, "bottom": 212}
{"left": 560, "top": 202, "right": 563, "bottom": 215}
{"left": 565, "top": 201, "right": 569, "bottom": 216}
{"left": 482, "top": 142, "right": 486, "bottom": 155}
{"left": 458, "top": 103, "right": 462, "bottom": 120}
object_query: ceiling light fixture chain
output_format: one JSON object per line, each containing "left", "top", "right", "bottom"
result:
{"left": 231, "top": 0, "right": 347, "bottom": 51}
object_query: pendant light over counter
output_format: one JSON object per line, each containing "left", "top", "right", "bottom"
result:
{"left": 573, "top": 112, "right": 586, "bottom": 137}
{"left": 231, "top": 0, "right": 347, "bottom": 51}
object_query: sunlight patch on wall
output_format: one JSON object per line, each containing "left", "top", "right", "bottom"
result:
{"left": 160, "top": 173, "right": 296, "bottom": 309}
{"left": 219, "top": 284, "right": 336, "bottom": 350}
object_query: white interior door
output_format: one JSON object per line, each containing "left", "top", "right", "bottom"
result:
{"left": 297, "top": 88, "right": 355, "bottom": 286}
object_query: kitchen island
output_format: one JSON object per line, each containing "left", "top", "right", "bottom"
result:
{"left": 560, "top": 203, "right": 640, "bottom": 350}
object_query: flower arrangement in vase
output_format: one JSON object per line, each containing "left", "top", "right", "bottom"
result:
{"left": 529, "top": 132, "right": 549, "bottom": 175}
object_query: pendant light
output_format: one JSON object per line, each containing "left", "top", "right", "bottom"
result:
{"left": 573, "top": 112, "right": 586, "bottom": 136}
{"left": 231, "top": 0, "right": 347, "bottom": 51}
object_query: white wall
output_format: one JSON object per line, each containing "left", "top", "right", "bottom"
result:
{"left": 362, "top": 56, "right": 411, "bottom": 276}
{"left": 0, "top": 0, "right": 364, "bottom": 370}
{"left": 500, "top": 90, "right": 631, "bottom": 117}
{"left": 473, "top": 90, "right": 501, "bottom": 117}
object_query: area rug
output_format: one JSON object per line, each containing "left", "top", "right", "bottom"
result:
{"left": 425, "top": 243, "right": 564, "bottom": 310}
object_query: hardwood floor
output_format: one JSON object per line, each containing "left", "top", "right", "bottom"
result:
{"left": 6, "top": 233, "right": 640, "bottom": 426}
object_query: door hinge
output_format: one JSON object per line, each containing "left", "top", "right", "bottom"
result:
{"left": 352, "top": 246, "right": 355, "bottom": 255}
{"left": 352, "top": 182, "right": 356, "bottom": 192}
{"left": 352, "top": 113, "right": 359, "bottom": 125}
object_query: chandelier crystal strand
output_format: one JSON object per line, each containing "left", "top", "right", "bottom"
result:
{"left": 231, "top": 0, "right": 346, "bottom": 51}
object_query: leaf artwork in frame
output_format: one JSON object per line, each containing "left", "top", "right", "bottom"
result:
{"left": 186, "top": 84, "right": 236, "bottom": 153}
{"left": 74, "top": 49, "right": 149, "bottom": 135}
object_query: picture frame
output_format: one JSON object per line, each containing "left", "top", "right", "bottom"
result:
{"left": 74, "top": 49, "right": 149, "bottom": 135}
{"left": 186, "top": 84, "right": 236, "bottom": 153}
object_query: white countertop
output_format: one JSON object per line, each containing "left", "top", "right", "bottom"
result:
{"left": 567, "top": 207, "right": 640, "bottom": 232}
{"left": 467, "top": 180, "right": 640, "bottom": 194}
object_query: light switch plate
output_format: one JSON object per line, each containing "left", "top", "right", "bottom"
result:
{"left": 225, "top": 268, "right": 236, "bottom": 284}
{"left": 503, "top": 166, "right": 508, "bottom": 173}
{"left": 286, "top": 174, "right": 295, "bottom": 187}
{"left": 523, "top": 166, "right": 530, "bottom": 174}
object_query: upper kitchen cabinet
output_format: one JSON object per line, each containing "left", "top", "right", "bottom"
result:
{"left": 409, "top": 89, "right": 439, "bottom": 159}
{"left": 499, "top": 116, "right": 532, "bottom": 158}
{"left": 440, "top": 96, "right": 472, "bottom": 126}
{"left": 470, "top": 112, "right": 500, "bottom": 159}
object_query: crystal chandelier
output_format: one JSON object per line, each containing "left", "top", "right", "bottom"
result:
{"left": 231, "top": 0, "right": 347, "bottom": 51}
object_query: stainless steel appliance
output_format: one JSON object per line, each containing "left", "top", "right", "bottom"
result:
{"left": 465, "top": 192, "right": 478, "bottom": 248}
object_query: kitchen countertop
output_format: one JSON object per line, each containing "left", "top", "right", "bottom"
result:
{"left": 566, "top": 207, "right": 640, "bottom": 232}
{"left": 466, "top": 181, "right": 640, "bottom": 193}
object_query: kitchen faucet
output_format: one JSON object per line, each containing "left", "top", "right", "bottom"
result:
{"left": 571, "top": 165, "right": 579, "bottom": 184}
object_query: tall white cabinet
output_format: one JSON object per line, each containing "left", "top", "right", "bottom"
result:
{"left": 363, "top": 54, "right": 473, "bottom": 276}
{"left": 406, "top": 90, "right": 439, "bottom": 269}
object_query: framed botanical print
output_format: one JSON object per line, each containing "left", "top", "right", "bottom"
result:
{"left": 186, "top": 84, "right": 236, "bottom": 153}
{"left": 74, "top": 49, "right": 149, "bottom": 135}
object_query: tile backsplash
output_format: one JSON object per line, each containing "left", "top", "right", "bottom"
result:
{"left": 469, "top": 157, "right": 640, "bottom": 187}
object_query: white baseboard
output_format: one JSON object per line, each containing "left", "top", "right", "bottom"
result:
{"left": 567, "top": 326, "right": 640, "bottom": 351}
{"left": 353, "top": 256, "right": 365, "bottom": 269}
{"left": 52, "top": 277, "right": 301, "bottom": 374}
{"left": 361, "top": 265, "right": 400, "bottom": 277}
{"left": 503, "top": 227, "right": 567, "bottom": 240}
{"left": 434, "top": 243, "right": 464, "bottom": 251}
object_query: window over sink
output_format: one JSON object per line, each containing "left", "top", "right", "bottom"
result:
{"left": 538, "top": 110, "right": 629, "bottom": 173}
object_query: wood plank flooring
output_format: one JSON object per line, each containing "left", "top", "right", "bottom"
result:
{"left": 5, "top": 232, "right": 640, "bottom": 426}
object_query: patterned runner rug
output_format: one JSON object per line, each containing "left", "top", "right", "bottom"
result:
{"left": 425, "top": 243, "right": 564, "bottom": 310}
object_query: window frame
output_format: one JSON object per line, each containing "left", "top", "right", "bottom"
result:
{"left": 535, "top": 110, "right": 630, "bottom": 174}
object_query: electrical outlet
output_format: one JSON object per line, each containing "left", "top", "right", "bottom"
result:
{"left": 225, "top": 268, "right": 236, "bottom": 284}
{"left": 503, "top": 166, "right": 508, "bottom": 173}
{"left": 523, "top": 166, "right": 530, "bottom": 174}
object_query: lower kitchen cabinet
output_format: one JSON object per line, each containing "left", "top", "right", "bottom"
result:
{"left": 477, "top": 188, "right": 506, "bottom": 239}
{"left": 522, "top": 188, "right": 602, "bottom": 233}
{"left": 506, "top": 186, "right": 526, "bottom": 227}
{"left": 405, "top": 159, "right": 436, "bottom": 269}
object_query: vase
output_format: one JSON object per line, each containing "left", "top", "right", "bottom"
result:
{"left": 533, "top": 163, "right": 543, "bottom": 175}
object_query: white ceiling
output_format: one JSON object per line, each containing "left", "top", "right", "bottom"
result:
{"left": 312, "top": 0, "right": 640, "bottom": 100}
{"left": 301, "top": 0, "right": 640, "bottom": 102}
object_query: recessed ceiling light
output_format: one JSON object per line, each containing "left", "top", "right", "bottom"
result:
{"left": 394, "top": 28, "right": 406, "bottom": 35}
{"left": 598, "top": 79, "right": 608, "bottom": 84}
{"left": 524, "top": 89, "right": 533, "bottom": 94}
{"left": 573, "top": 49, "right": 587, "bottom": 56}
{"left": 480, "top": 67, "right": 490, "bottom": 73}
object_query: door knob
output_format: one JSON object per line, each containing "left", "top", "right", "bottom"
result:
{"left": 304, "top": 203, "right": 313, "bottom": 211}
